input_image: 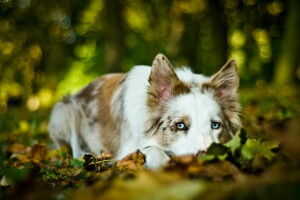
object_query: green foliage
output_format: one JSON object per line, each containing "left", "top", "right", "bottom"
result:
{"left": 224, "top": 128, "right": 243, "bottom": 154}
{"left": 3, "top": 168, "right": 30, "bottom": 183}
{"left": 0, "top": 0, "right": 299, "bottom": 116}
{"left": 202, "top": 128, "right": 279, "bottom": 170}
{"left": 70, "top": 159, "right": 85, "bottom": 167}
{"left": 40, "top": 168, "right": 57, "bottom": 180}
{"left": 1, "top": 73, "right": 299, "bottom": 200}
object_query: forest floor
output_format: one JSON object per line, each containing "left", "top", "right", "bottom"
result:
{"left": 1, "top": 85, "right": 300, "bottom": 200}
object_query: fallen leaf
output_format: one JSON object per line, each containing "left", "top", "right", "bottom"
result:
{"left": 7, "top": 143, "right": 29, "bottom": 154}
{"left": 71, "top": 158, "right": 85, "bottom": 167}
{"left": 198, "top": 160, "right": 241, "bottom": 181}
{"left": 241, "top": 138, "right": 279, "bottom": 162}
{"left": 207, "top": 143, "right": 229, "bottom": 156}
{"left": 241, "top": 139, "right": 261, "bottom": 160}
{"left": 117, "top": 150, "right": 146, "bottom": 171}
{"left": 13, "top": 154, "right": 31, "bottom": 164}
{"left": 164, "top": 155, "right": 203, "bottom": 177}
{"left": 224, "top": 128, "right": 243, "bottom": 154}
{"left": 260, "top": 140, "right": 279, "bottom": 161}
{"left": 30, "top": 143, "right": 48, "bottom": 165}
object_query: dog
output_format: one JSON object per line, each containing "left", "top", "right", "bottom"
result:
{"left": 49, "top": 54, "right": 241, "bottom": 169}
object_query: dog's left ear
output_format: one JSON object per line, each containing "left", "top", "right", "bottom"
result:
{"left": 210, "top": 59, "right": 239, "bottom": 100}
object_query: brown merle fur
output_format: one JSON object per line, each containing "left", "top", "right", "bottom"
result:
{"left": 76, "top": 74, "right": 127, "bottom": 154}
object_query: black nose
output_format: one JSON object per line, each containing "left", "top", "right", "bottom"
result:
{"left": 196, "top": 150, "right": 207, "bottom": 156}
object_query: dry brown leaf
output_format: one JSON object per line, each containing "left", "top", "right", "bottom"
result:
{"left": 164, "top": 156, "right": 240, "bottom": 180}
{"left": 117, "top": 150, "right": 146, "bottom": 171}
{"left": 30, "top": 143, "right": 48, "bottom": 165}
{"left": 164, "top": 154, "right": 203, "bottom": 176}
{"left": 198, "top": 160, "right": 240, "bottom": 181}
{"left": 7, "top": 143, "right": 29, "bottom": 154}
{"left": 15, "top": 154, "right": 31, "bottom": 164}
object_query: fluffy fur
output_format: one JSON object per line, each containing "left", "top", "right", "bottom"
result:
{"left": 49, "top": 54, "right": 241, "bottom": 169}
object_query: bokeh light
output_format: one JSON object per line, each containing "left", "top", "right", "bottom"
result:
{"left": 0, "top": 0, "right": 297, "bottom": 115}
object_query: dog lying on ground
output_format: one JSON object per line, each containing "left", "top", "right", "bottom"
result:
{"left": 49, "top": 54, "right": 241, "bottom": 169}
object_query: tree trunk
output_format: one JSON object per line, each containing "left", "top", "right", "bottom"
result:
{"left": 272, "top": 0, "right": 300, "bottom": 86}
{"left": 104, "top": 0, "right": 125, "bottom": 73}
{"left": 208, "top": 0, "right": 228, "bottom": 72}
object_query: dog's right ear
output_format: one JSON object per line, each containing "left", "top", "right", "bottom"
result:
{"left": 148, "top": 54, "right": 189, "bottom": 106}
{"left": 205, "top": 59, "right": 241, "bottom": 137}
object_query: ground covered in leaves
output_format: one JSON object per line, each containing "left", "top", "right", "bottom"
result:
{"left": 1, "top": 86, "right": 300, "bottom": 200}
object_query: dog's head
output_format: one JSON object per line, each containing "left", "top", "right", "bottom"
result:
{"left": 146, "top": 54, "right": 241, "bottom": 156}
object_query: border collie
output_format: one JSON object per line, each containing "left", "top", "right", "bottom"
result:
{"left": 49, "top": 54, "right": 241, "bottom": 169}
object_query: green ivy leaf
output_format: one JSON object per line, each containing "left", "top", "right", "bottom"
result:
{"left": 199, "top": 154, "right": 215, "bottom": 161}
{"left": 241, "top": 138, "right": 279, "bottom": 161}
{"left": 60, "top": 150, "right": 68, "bottom": 159}
{"left": 261, "top": 140, "right": 279, "bottom": 161}
{"left": 43, "top": 171, "right": 57, "bottom": 180}
{"left": 70, "top": 159, "right": 85, "bottom": 167}
{"left": 217, "top": 154, "right": 228, "bottom": 160}
{"left": 224, "top": 128, "right": 242, "bottom": 154}
{"left": 241, "top": 139, "right": 261, "bottom": 160}
{"left": 206, "top": 143, "right": 228, "bottom": 156}
{"left": 55, "top": 161, "right": 62, "bottom": 166}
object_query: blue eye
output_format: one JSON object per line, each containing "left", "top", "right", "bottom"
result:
{"left": 176, "top": 122, "right": 188, "bottom": 131}
{"left": 211, "top": 122, "right": 220, "bottom": 129}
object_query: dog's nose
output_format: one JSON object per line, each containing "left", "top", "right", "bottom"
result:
{"left": 196, "top": 150, "right": 207, "bottom": 156}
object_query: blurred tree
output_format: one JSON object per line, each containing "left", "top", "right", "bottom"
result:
{"left": 178, "top": 9, "right": 201, "bottom": 72}
{"left": 173, "top": 0, "right": 228, "bottom": 74}
{"left": 272, "top": 0, "right": 300, "bottom": 86}
{"left": 206, "top": 0, "right": 228, "bottom": 72}
{"left": 0, "top": 0, "right": 299, "bottom": 114}
{"left": 103, "top": 0, "right": 125, "bottom": 73}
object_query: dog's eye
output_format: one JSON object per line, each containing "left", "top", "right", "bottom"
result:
{"left": 211, "top": 122, "right": 220, "bottom": 129}
{"left": 176, "top": 122, "right": 188, "bottom": 131}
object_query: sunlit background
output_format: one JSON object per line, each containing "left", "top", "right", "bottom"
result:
{"left": 0, "top": 0, "right": 299, "bottom": 144}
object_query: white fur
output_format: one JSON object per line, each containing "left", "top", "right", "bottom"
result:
{"left": 112, "top": 66, "right": 219, "bottom": 165}
{"left": 166, "top": 92, "right": 222, "bottom": 155}
{"left": 49, "top": 56, "right": 238, "bottom": 170}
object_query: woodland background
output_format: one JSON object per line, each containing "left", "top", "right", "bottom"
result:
{"left": 0, "top": 0, "right": 300, "bottom": 199}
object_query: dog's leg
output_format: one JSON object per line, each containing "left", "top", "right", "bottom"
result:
{"left": 70, "top": 130, "right": 85, "bottom": 158}
{"left": 79, "top": 124, "right": 103, "bottom": 156}
{"left": 142, "top": 146, "right": 170, "bottom": 170}
{"left": 49, "top": 98, "right": 87, "bottom": 158}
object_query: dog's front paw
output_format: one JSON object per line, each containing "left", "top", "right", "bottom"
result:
{"left": 142, "top": 146, "right": 170, "bottom": 170}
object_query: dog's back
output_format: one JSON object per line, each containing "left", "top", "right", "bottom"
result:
{"left": 49, "top": 74, "right": 127, "bottom": 157}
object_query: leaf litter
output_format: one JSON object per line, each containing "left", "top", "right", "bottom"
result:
{"left": 1, "top": 88, "right": 300, "bottom": 200}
